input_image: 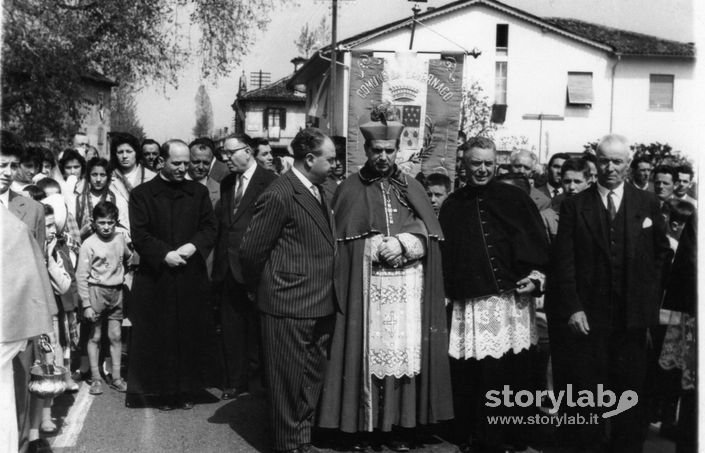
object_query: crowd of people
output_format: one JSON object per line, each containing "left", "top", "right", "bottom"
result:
{"left": 1, "top": 115, "right": 696, "bottom": 453}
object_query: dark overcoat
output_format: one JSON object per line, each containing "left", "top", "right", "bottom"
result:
{"left": 548, "top": 183, "right": 671, "bottom": 328}
{"left": 212, "top": 164, "right": 277, "bottom": 285}
{"left": 126, "top": 176, "right": 218, "bottom": 396}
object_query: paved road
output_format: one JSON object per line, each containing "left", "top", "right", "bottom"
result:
{"left": 38, "top": 381, "right": 675, "bottom": 453}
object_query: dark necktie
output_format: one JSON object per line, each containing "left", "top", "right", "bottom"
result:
{"left": 553, "top": 188, "right": 559, "bottom": 198}
{"left": 607, "top": 190, "right": 617, "bottom": 221}
{"left": 233, "top": 174, "right": 244, "bottom": 214}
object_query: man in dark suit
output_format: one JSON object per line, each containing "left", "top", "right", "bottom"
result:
{"left": 628, "top": 155, "right": 654, "bottom": 192}
{"left": 240, "top": 128, "right": 337, "bottom": 453}
{"left": 548, "top": 134, "right": 671, "bottom": 453}
{"left": 212, "top": 136, "right": 277, "bottom": 400}
{"left": 537, "top": 152, "right": 569, "bottom": 200}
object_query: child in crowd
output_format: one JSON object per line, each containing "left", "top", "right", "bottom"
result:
{"left": 21, "top": 184, "right": 46, "bottom": 201}
{"left": 75, "top": 201, "right": 133, "bottom": 394}
{"left": 42, "top": 204, "right": 81, "bottom": 433}
{"left": 38, "top": 177, "right": 83, "bottom": 245}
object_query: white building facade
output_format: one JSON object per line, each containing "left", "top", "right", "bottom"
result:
{"left": 293, "top": 0, "right": 696, "bottom": 161}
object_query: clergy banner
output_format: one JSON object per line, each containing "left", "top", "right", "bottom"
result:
{"left": 346, "top": 50, "right": 464, "bottom": 180}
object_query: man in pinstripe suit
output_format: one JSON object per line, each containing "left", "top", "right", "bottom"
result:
{"left": 240, "top": 128, "right": 338, "bottom": 453}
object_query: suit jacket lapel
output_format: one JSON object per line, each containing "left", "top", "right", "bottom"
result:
{"left": 623, "top": 184, "right": 645, "bottom": 258}
{"left": 320, "top": 189, "right": 337, "bottom": 250}
{"left": 219, "top": 173, "right": 236, "bottom": 225}
{"left": 287, "top": 172, "right": 334, "bottom": 246}
{"left": 581, "top": 187, "right": 609, "bottom": 256}
{"left": 232, "top": 166, "right": 265, "bottom": 225}
{"left": 8, "top": 191, "right": 27, "bottom": 221}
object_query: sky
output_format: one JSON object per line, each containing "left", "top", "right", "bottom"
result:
{"left": 135, "top": 0, "right": 696, "bottom": 142}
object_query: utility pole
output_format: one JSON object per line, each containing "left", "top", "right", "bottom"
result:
{"left": 328, "top": 0, "right": 338, "bottom": 135}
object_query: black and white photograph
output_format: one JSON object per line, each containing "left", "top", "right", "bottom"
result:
{"left": 0, "top": 0, "right": 701, "bottom": 452}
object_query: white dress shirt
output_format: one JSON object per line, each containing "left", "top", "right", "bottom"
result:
{"left": 291, "top": 167, "right": 320, "bottom": 201}
{"left": 596, "top": 182, "right": 624, "bottom": 212}
{"left": 236, "top": 162, "right": 257, "bottom": 196}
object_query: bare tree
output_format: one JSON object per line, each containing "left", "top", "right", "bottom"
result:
{"left": 294, "top": 16, "right": 331, "bottom": 58}
{"left": 111, "top": 85, "right": 146, "bottom": 141}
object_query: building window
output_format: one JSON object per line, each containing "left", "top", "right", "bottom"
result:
{"left": 649, "top": 74, "right": 674, "bottom": 110}
{"left": 496, "top": 24, "right": 508, "bottom": 55}
{"left": 566, "top": 72, "right": 593, "bottom": 106}
{"left": 495, "top": 61, "right": 507, "bottom": 105}
{"left": 263, "top": 108, "right": 287, "bottom": 130}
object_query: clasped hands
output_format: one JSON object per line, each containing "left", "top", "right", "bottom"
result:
{"left": 164, "top": 243, "right": 196, "bottom": 267}
{"left": 379, "top": 236, "right": 404, "bottom": 268}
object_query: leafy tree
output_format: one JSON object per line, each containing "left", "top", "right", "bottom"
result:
{"left": 2, "top": 0, "right": 284, "bottom": 141}
{"left": 111, "top": 85, "right": 146, "bottom": 141}
{"left": 459, "top": 81, "right": 496, "bottom": 139}
{"left": 583, "top": 140, "right": 689, "bottom": 166}
{"left": 193, "top": 84, "right": 214, "bottom": 138}
{"left": 294, "top": 16, "right": 331, "bottom": 58}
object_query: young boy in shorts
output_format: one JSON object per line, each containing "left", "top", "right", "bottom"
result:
{"left": 75, "top": 201, "right": 132, "bottom": 394}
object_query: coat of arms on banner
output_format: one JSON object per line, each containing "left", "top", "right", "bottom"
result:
{"left": 399, "top": 105, "right": 421, "bottom": 149}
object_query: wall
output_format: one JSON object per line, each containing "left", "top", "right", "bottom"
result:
{"left": 612, "top": 58, "right": 696, "bottom": 155}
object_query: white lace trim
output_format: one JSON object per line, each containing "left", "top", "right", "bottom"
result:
{"left": 368, "top": 262, "right": 423, "bottom": 378}
{"left": 448, "top": 291, "right": 537, "bottom": 360}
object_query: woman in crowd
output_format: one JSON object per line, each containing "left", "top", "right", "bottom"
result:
{"left": 75, "top": 158, "right": 126, "bottom": 240}
{"left": 108, "top": 133, "right": 155, "bottom": 231}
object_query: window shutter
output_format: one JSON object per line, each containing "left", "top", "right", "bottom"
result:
{"left": 280, "top": 109, "right": 287, "bottom": 130}
{"left": 567, "top": 72, "right": 593, "bottom": 105}
{"left": 649, "top": 74, "right": 674, "bottom": 109}
{"left": 263, "top": 109, "right": 269, "bottom": 129}
{"left": 491, "top": 104, "right": 507, "bottom": 124}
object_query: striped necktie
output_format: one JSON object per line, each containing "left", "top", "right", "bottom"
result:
{"left": 233, "top": 173, "right": 244, "bottom": 214}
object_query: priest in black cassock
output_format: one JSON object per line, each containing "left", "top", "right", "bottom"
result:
{"left": 126, "top": 139, "right": 217, "bottom": 411}
{"left": 317, "top": 107, "right": 453, "bottom": 450}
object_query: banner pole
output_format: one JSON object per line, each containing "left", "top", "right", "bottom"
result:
{"left": 329, "top": 0, "right": 338, "bottom": 135}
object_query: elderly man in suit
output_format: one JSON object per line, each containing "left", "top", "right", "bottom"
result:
{"left": 240, "top": 128, "right": 337, "bottom": 453}
{"left": 510, "top": 149, "right": 551, "bottom": 210}
{"left": 212, "top": 135, "right": 277, "bottom": 400}
{"left": 548, "top": 134, "right": 671, "bottom": 453}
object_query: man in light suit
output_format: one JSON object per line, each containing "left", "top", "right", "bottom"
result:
{"left": 240, "top": 128, "right": 337, "bottom": 453}
{"left": 1, "top": 134, "right": 52, "bottom": 453}
{"left": 548, "top": 134, "right": 671, "bottom": 453}
{"left": 212, "top": 136, "right": 277, "bottom": 400}
{"left": 187, "top": 138, "right": 221, "bottom": 209}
